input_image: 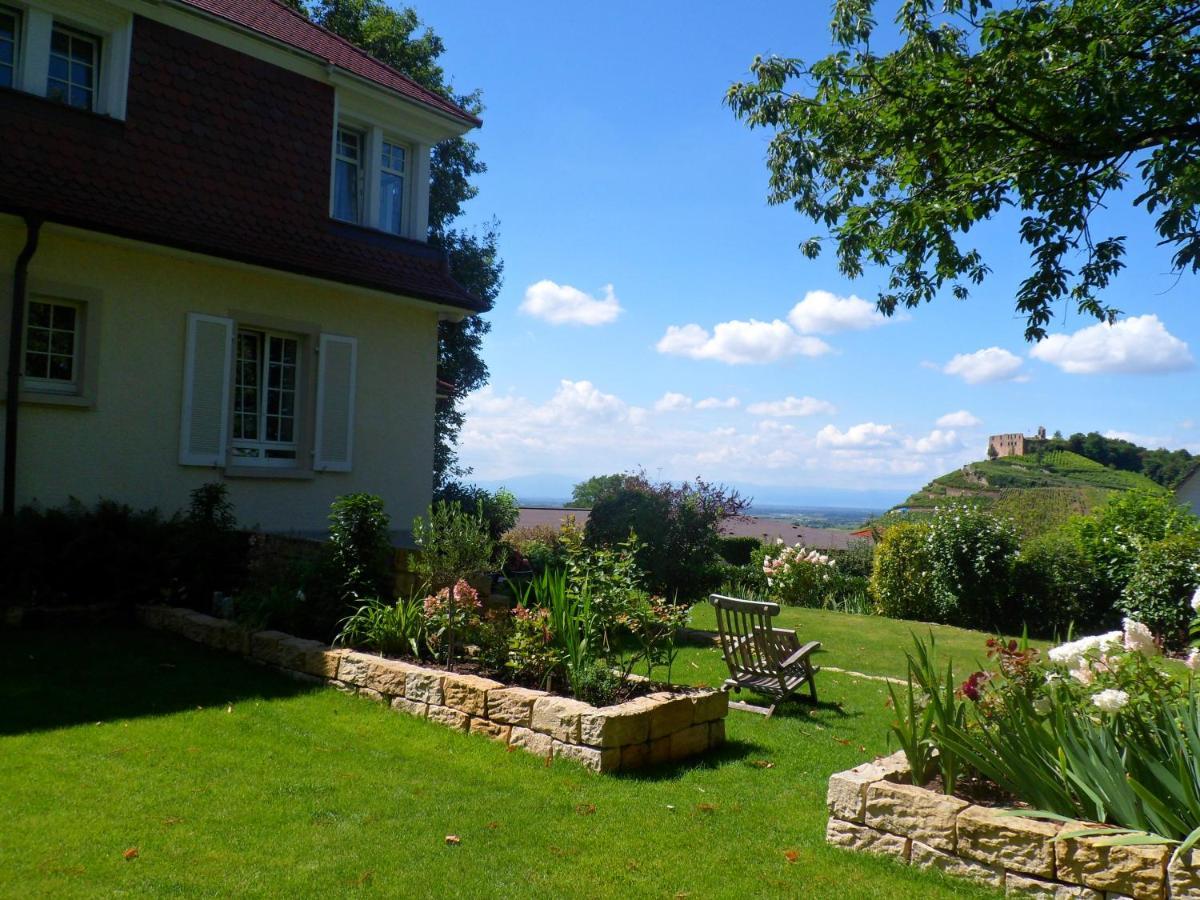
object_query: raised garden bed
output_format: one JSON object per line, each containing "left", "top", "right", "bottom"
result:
{"left": 826, "top": 755, "right": 1198, "bottom": 899}
{"left": 136, "top": 605, "right": 727, "bottom": 772}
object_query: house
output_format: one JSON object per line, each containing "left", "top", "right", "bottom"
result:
{"left": 1177, "top": 466, "right": 1200, "bottom": 518}
{"left": 0, "top": 0, "right": 484, "bottom": 538}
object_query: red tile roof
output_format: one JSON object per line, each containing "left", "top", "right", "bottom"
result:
{"left": 175, "top": 0, "right": 480, "bottom": 127}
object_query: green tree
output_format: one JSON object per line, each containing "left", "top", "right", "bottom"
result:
{"left": 727, "top": 0, "right": 1200, "bottom": 339}
{"left": 569, "top": 474, "right": 626, "bottom": 508}
{"left": 293, "top": 0, "right": 502, "bottom": 486}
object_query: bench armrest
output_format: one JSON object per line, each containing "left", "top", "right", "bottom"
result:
{"left": 779, "top": 641, "right": 821, "bottom": 670}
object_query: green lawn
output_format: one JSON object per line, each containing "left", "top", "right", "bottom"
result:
{"left": 0, "top": 619, "right": 1007, "bottom": 898}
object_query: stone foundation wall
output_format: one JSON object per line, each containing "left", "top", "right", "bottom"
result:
{"left": 137, "top": 605, "right": 727, "bottom": 773}
{"left": 826, "top": 755, "right": 1196, "bottom": 899}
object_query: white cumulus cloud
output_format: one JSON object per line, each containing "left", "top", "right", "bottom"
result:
{"left": 787, "top": 290, "right": 889, "bottom": 334}
{"left": 695, "top": 396, "right": 740, "bottom": 410}
{"left": 519, "top": 279, "right": 623, "bottom": 326}
{"left": 655, "top": 319, "right": 831, "bottom": 365}
{"left": 944, "top": 347, "right": 1026, "bottom": 384}
{"left": 654, "top": 392, "right": 693, "bottom": 412}
{"left": 1029, "top": 315, "right": 1193, "bottom": 375}
{"left": 907, "top": 429, "right": 963, "bottom": 454}
{"left": 816, "top": 422, "right": 896, "bottom": 448}
{"left": 747, "top": 396, "right": 837, "bottom": 418}
{"left": 937, "top": 410, "right": 982, "bottom": 428}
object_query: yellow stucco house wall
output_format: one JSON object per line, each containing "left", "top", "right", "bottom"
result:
{"left": 0, "top": 219, "right": 441, "bottom": 537}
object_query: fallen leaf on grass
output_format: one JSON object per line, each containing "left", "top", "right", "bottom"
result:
{"left": 160, "top": 817, "right": 183, "bottom": 827}
{"left": 575, "top": 803, "right": 596, "bottom": 816}
{"left": 750, "top": 760, "right": 775, "bottom": 769}
{"left": 445, "top": 835, "right": 461, "bottom": 846}
{"left": 353, "top": 871, "right": 373, "bottom": 886}
{"left": 485, "top": 821, "right": 499, "bottom": 830}
{"left": 696, "top": 803, "right": 717, "bottom": 814}
{"left": 833, "top": 737, "right": 851, "bottom": 746}
{"left": 666, "top": 805, "right": 676, "bottom": 811}
{"left": 122, "top": 848, "right": 139, "bottom": 861}
{"left": 784, "top": 850, "right": 800, "bottom": 863}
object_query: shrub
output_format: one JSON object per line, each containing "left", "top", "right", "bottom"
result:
{"left": 1013, "top": 528, "right": 1105, "bottom": 637}
{"left": 715, "top": 535, "right": 761, "bottom": 566}
{"left": 434, "top": 482, "right": 519, "bottom": 544}
{"left": 828, "top": 539, "right": 875, "bottom": 579}
{"left": 335, "top": 594, "right": 426, "bottom": 658}
{"left": 1120, "top": 532, "right": 1200, "bottom": 649}
{"left": 1074, "top": 490, "right": 1200, "bottom": 601}
{"left": 328, "top": 493, "right": 394, "bottom": 602}
{"left": 870, "top": 522, "right": 940, "bottom": 621}
{"left": 504, "top": 524, "right": 568, "bottom": 575}
{"left": 926, "top": 505, "right": 1019, "bottom": 630}
{"left": 584, "top": 471, "right": 748, "bottom": 600}
{"left": 758, "top": 542, "right": 837, "bottom": 607}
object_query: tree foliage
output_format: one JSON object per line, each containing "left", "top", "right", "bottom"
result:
{"left": 1033, "top": 431, "right": 1198, "bottom": 487}
{"left": 289, "top": 0, "right": 502, "bottom": 486}
{"left": 727, "top": 0, "right": 1200, "bottom": 339}
{"left": 568, "top": 474, "right": 626, "bottom": 508}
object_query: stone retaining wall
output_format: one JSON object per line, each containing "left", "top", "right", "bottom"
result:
{"left": 826, "top": 755, "right": 1196, "bottom": 899}
{"left": 136, "top": 605, "right": 727, "bottom": 773}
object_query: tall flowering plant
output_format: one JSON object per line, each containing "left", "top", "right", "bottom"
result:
{"left": 760, "top": 541, "right": 837, "bottom": 606}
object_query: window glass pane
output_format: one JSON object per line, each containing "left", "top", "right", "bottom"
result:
{"left": 0, "top": 10, "right": 14, "bottom": 89}
{"left": 24, "top": 300, "right": 79, "bottom": 387}
{"left": 50, "top": 28, "right": 68, "bottom": 55}
{"left": 334, "top": 159, "right": 359, "bottom": 222}
{"left": 233, "top": 331, "right": 262, "bottom": 441}
{"left": 380, "top": 172, "right": 403, "bottom": 235}
{"left": 48, "top": 27, "right": 97, "bottom": 111}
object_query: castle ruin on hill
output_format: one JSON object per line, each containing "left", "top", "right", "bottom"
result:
{"left": 988, "top": 426, "right": 1047, "bottom": 459}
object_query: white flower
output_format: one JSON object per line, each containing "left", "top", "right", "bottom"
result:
{"left": 1187, "top": 649, "right": 1200, "bottom": 671}
{"left": 1048, "top": 631, "right": 1123, "bottom": 669}
{"left": 1122, "top": 619, "right": 1158, "bottom": 657}
{"left": 1092, "top": 689, "right": 1129, "bottom": 713}
{"left": 1070, "top": 665, "right": 1095, "bottom": 686}
{"left": 1192, "top": 586, "right": 1200, "bottom": 615}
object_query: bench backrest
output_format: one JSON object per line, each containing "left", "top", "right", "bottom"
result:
{"left": 709, "top": 593, "right": 783, "bottom": 678}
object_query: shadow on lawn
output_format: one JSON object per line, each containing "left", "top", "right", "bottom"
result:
{"left": 615, "top": 738, "right": 764, "bottom": 781}
{"left": 0, "top": 625, "right": 316, "bottom": 736}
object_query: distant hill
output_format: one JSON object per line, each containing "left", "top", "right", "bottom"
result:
{"left": 891, "top": 450, "right": 1167, "bottom": 538}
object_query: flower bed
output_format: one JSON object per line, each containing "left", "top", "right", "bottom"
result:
{"left": 136, "top": 605, "right": 727, "bottom": 773}
{"left": 826, "top": 753, "right": 1198, "bottom": 898}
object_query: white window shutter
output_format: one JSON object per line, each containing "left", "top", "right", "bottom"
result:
{"left": 179, "top": 313, "right": 234, "bottom": 467}
{"left": 314, "top": 333, "right": 357, "bottom": 472}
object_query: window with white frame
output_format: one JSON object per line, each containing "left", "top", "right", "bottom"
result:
{"left": 47, "top": 24, "right": 99, "bottom": 111}
{"left": 23, "top": 298, "right": 81, "bottom": 394}
{"left": 232, "top": 329, "right": 301, "bottom": 465}
{"left": 0, "top": 6, "right": 18, "bottom": 90}
{"left": 379, "top": 139, "right": 406, "bottom": 235}
{"left": 332, "top": 121, "right": 413, "bottom": 235}
{"left": 333, "top": 126, "right": 363, "bottom": 223}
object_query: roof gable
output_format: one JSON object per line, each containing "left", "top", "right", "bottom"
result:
{"left": 175, "top": 0, "right": 480, "bottom": 127}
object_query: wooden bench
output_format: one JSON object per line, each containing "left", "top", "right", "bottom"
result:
{"left": 709, "top": 593, "right": 821, "bottom": 717}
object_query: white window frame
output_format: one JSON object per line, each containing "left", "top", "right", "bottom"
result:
{"left": 6, "top": 0, "right": 131, "bottom": 119}
{"left": 46, "top": 20, "right": 98, "bottom": 112}
{"left": 21, "top": 296, "right": 82, "bottom": 395}
{"left": 0, "top": 5, "right": 20, "bottom": 91}
{"left": 330, "top": 106, "right": 427, "bottom": 239}
{"left": 332, "top": 124, "right": 364, "bottom": 224}
{"left": 378, "top": 138, "right": 407, "bottom": 236}
{"left": 230, "top": 327, "right": 303, "bottom": 469}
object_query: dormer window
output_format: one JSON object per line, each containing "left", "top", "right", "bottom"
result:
{"left": 0, "top": 7, "right": 18, "bottom": 89}
{"left": 331, "top": 120, "right": 415, "bottom": 237}
{"left": 47, "top": 25, "right": 99, "bottom": 111}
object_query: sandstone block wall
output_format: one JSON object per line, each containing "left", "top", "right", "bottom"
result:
{"left": 137, "top": 605, "right": 727, "bottom": 773}
{"left": 826, "top": 756, "right": 1192, "bottom": 899}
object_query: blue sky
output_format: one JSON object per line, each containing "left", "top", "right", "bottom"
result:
{"left": 418, "top": 1, "right": 1198, "bottom": 504}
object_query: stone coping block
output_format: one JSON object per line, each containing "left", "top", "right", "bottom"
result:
{"left": 827, "top": 762, "right": 887, "bottom": 824}
{"left": 1057, "top": 835, "right": 1168, "bottom": 898}
{"left": 866, "top": 781, "right": 969, "bottom": 853}
{"left": 138, "top": 605, "right": 727, "bottom": 774}
{"left": 1004, "top": 873, "right": 1103, "bottom": 899}
{"left": 826, "top": 818, "right": 911, "bottom": 861}
{"left": 957, "top": 806, "right": 1059, "bottom": 879}
{"left": 1169, "top": 850, "right": 1200, "bottom": 900}
{"left": 911, "top": 840, "right": 1003, "bottom": 889}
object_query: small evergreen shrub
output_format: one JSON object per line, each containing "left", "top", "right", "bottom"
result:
{"left": 1013, "top": 528, "right": 1103, "bottom": 637}
{"left": 328, "top": 493, "right": 394, "bottom": 602}
{"left": 926, "top": 505, "right": 1019, "bottom": 630}
{"left": 869, "top": 522, "right": 940, "bottom": 621}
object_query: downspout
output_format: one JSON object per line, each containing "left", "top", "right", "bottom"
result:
{"left": 3, "top": 216, "right": 42, "bottom": 518}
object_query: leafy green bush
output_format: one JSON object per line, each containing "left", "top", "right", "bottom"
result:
{"left": 828, "top": 539, "right": 875, "bottom": 579}
{"left": 584, "top": 471, "right": 748, "bottom": 601}
{"left": 504, "top": 524, "right": 568, "bottom": 574}
{"left": 335, "top": 594, "right": 426, "bottom": 657}
{"left": 434, "top": 482, "right": 519, "bottom": 543}
{"left": 1013, "top": 528, "right": 1105, "bottom": 637}
{"left": 328, "top": 493, "right": 394, "bottom": 602}
{"left": 926, "top": 505, "right": 1019, "bottom": 630}
{"left": 1120, "top": 532, "right": 1200, "bottom": 649}
{"left": 870, "top": 522, "right": 940, "bottom": 621}
{"left": 715, "top": 536, "right": 761, "bottom": 566}
{"left": 759, "top": 542, "right": 838, "bottom": 607}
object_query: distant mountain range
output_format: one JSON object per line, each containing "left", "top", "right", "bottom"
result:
{"left": 468, "top": 473, "right": 905, "bottom": 512}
